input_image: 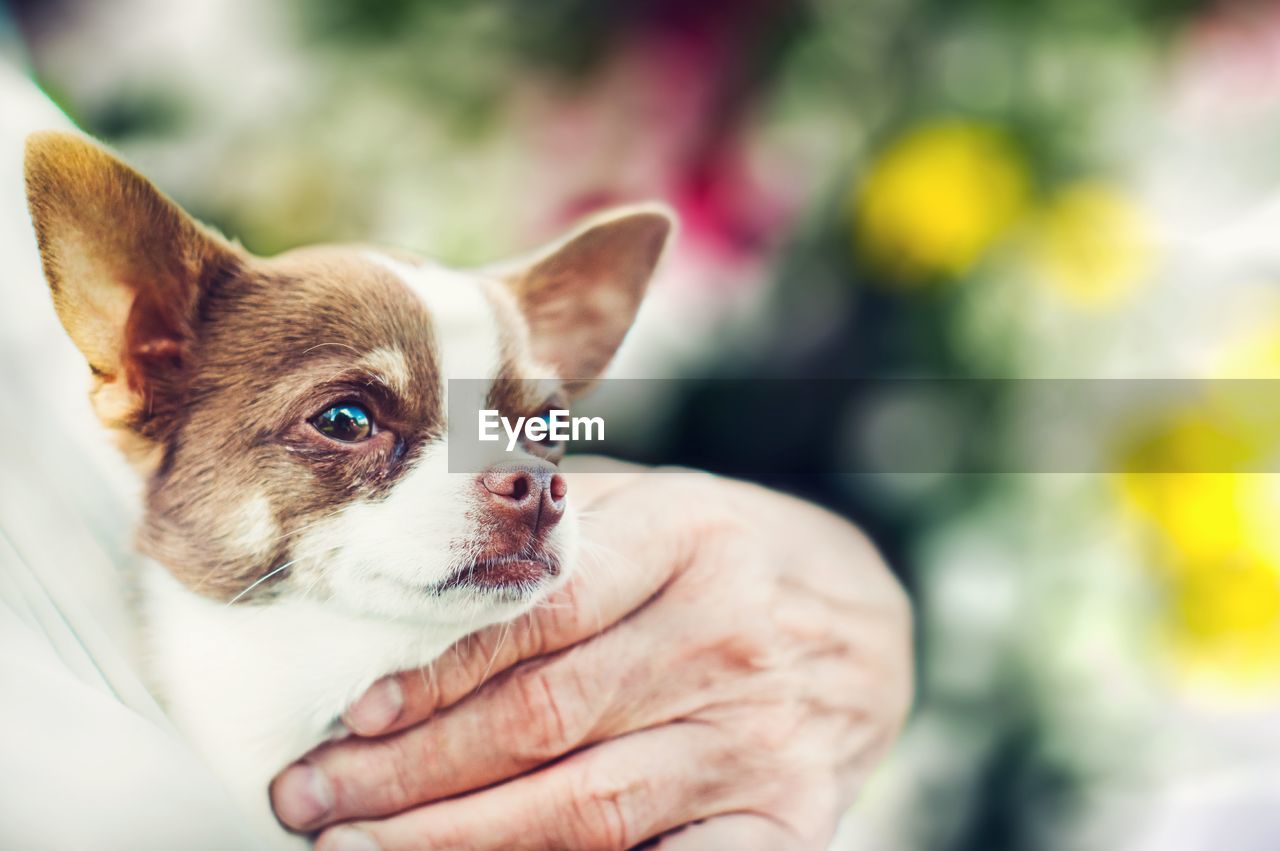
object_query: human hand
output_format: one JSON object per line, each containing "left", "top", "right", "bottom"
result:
{"left": 271, "top": 464, "right": 913, "bottom": 850}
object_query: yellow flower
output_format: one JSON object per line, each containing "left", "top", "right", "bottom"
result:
{"left": 1121, "top": 471, "right": 1247, "bottom": 567}
{"left": 1119, "top": 322, "right": 1280, "bottom": 689}
{"left": 1165, "top": 553, "right": 1280, "bottom": 687}
{"left": 1032, "top": 181, "right": 1153, "bottom": 307}
{"left": 1121, "top": 470, "right": 1280, "bottom": 688}
{"left": 853, "top": 121, "right": 1029, "bottom": 281}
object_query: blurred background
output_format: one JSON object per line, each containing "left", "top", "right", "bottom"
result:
{"left": 6, "top": 0, "right": 1280, "bottom": 848}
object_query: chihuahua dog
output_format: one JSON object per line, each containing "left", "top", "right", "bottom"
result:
{"left": 24, "top": 130, "right": 671, "bottom": 848}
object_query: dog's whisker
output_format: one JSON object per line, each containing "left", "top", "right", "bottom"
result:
{"left": 573, "top": 538, "right": 623, "bottom": 633}
{"left": 417, "top": 660, "right": 434, "bottom": 698}
{"left": 225, "top": 560, "right": 297, "bottom": 607}
{"left": 188, "top": 505, "right": 359, "bottom": 594}
{"left": 261, "top": 503, "right": 359, "bottom": 548}
{"left": 479, "top": 620, "right": 512, "bottom": 687}
{"left": 302, "top": 341, "right": 362, "bottom": 357}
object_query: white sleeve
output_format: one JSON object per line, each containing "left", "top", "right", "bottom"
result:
{"left": 0, "top": 58, "right": 267, "bottom": 850}
{"left": 0, "top": 542, "right": 266, "bottom": 851}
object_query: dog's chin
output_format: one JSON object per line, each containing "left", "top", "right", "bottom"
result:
{"left": 332, "top": 551, "right": 574, "bottom": 627}
{"left": 319, "top": 515, "right": 581, "bottom": 627}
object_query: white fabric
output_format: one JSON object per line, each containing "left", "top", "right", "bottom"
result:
{"left": 0, "top": 59, "right": 265, "bottom": 850}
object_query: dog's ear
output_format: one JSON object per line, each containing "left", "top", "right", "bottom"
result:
{"left": 24, "top": 130, "right": 240, "bottom": 465}
{"left": 499, "top": 204, "right": 673, "bottom": 395}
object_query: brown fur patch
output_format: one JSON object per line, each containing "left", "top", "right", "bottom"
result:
{"left": 138, "top": 248, "right": 444, "bottom": 599}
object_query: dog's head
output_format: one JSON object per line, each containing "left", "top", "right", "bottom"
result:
{"left": 24, "top": 131, "right": 671, "bottom": 627}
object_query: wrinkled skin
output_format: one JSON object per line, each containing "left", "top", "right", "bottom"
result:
{"left": 272, "top": 461, "right": 914, "bottom": 850}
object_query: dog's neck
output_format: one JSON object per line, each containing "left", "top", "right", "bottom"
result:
{"left": 142, "top": 561, "right": 465, "bottom": 848}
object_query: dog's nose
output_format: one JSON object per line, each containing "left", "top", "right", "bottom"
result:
{"left": 479, "top": 462, "right": 567, "bottom": 534}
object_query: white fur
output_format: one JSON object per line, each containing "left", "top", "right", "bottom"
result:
{"left": 227, "top": 491, "right": 279, "bottom": 560}
{"left": 356, "top": 346, "right": 411, "bottom": 396}
{"left": 366, "top": 253, "right": 501, "bottom": 382}
{"left": 144, "top": 564, "right": 462, "bottom": 848}
{"left": 147, "top": 258, "right": 578, "bottom": 848}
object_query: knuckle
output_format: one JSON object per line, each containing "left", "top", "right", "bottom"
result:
{"left": 567, "top": 766, "right": 640, "bottom": 850}
{"left": 652, "top": 473, "right": 749, "bottom": 539}
{"left": 680, "top": 609, "right": 780, "bottom": 676}
{"left": 508, "top": 662, "right": 590, "bottom": 765}
{"left": 692, "top": 501, "right": 754, "bottom": 544}
{"left": 711, "top": 625, "right": 779, "bottom": 672}
{"left": 761, "top": 706, "right": 805, "bottom": 753}
{"left": 674, "top": 537, "right": 766, "bottom": 610}
{"left": 327, "top": 735, "right": 419, "bottom": 814}
{"left": 733, "top": 699, "right": 807, "bottom": 755}
{"left": 383, "top": 739, "right": 424, "bottom": 807}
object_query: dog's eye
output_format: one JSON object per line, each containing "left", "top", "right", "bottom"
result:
{"left": 312, "top": 403, "right": 374, "bottom": 442}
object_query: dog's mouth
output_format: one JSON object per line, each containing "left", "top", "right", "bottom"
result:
{"left": 373, "top": 549, "right": 561, "bottom": 603}
{"left": 437, "top": 551, "right": 561, "bottom": 593}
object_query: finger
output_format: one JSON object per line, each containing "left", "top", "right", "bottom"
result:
{"left": 653, "top": 814, "right": 806, "bottom": 851}
{"left": 314, "top": 721, "right": 744, "bottom": 851}
{"left": 342, "top": 475, "right": 726, "bottom": 736}
{"left": 296, "top": 552, "right": 757, "bottom": 826}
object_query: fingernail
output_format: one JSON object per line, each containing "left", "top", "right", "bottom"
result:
{"left": 344, "top": 677, "right": 404, "bottom": 735}
{"left": 320, "top": 826, "right": 381, "bottom": 851}
{"left": 272, "top": 762, "right": 333, "bottom": 829}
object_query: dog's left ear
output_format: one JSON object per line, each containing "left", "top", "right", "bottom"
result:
{"left": 498, "top": 204, "right": 674, "bottom": 395}
{"left": 24, "top": 130, "right": 240, "bottom": 464}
